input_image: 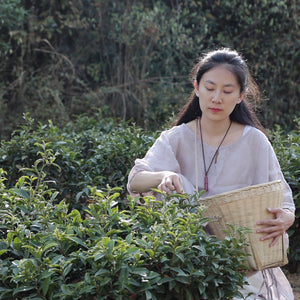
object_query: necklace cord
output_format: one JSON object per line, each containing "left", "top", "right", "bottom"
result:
{"left": 198, "top": 118, "right": 232, "bottom": 191}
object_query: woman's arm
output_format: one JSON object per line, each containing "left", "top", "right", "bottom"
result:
{"left": 254, "top": 133, "right": 296, "bottom": 246}
{"left": 129, "top": 170, "right": 183, "bottom": 195}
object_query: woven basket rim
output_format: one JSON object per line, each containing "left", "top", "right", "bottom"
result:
{"left": 199, "top": 180, "right": 282, "bottom": 202}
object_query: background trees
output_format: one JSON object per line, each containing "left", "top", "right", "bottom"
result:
{"left": 0, "top": 0, "right": 299, "bottom": 139}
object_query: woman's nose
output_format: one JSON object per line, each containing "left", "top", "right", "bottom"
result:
{"left": 212, "top": 91, "right": 222, "bottom": 103}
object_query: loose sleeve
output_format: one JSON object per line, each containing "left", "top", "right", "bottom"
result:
{"left": 267, "top": 144, "right": 295, "bottom": 212}
{"left": 127, "top": 129, "right": 195, "bottom": 196}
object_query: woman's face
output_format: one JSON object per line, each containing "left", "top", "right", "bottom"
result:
{"left": 195, "top": 65, "right": 244, "bottom": 122}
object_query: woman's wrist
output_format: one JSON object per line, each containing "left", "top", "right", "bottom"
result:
{"left": 130, "top": 171, "right": 175, "bottom": 193}
{"left": 283, "top": 208, "right": 295, "bottom": 216}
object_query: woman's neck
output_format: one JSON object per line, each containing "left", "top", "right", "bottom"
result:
{"left": 200, "top": 116, "right": 232, "bottom": 138}
{"left": 195, "top": 116, "right": 245, "bottom": 148}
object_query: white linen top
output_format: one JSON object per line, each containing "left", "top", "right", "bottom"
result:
{"left": 128, "top": 123, "right": 295, "bottom": 299}
{"left": 127, "top": 124, "right": 295, "bottom": 212}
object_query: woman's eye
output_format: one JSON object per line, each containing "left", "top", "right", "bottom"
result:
{"left": 205, "top": 87, "right": 214, "bottom": 91}
{"left": 224, "top": 91, "right": 233, "bottom": 94}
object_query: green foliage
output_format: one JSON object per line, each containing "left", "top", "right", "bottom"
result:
{"left": 0, "top": 0, "right": 299, "bottom": 138}
{"left": 269, "top": 117, "right": 300, "bottom": 272}
{"left": 0, "top": 152, "right": 249, "bottom": 299}
{"left": 0, "top": 0, "right": 27, "bottom": 56}
{"left": 1, "top": 114, "right": 299, "bottom": 273}
{"left": 0, "top": 113, "right": 159, "bottom": 206}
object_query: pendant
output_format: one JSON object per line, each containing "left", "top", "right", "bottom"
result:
{"left": 204, "top": 175, "right": 208, "bottom": 192}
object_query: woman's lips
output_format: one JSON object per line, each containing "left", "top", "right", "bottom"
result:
{"left": 209, "top": 108, "right": 221, "bottom": 113}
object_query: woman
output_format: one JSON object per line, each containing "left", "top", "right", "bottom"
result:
{"left": 127, "top": 49, "right": 295, "bottom": 299}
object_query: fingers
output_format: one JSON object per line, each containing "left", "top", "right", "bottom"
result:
{"left": 257, "top": 207, "right": 295, "bottom": 233}
{"left": 257, "top": 232, "right": 281, "bottom": 247}
{"left": 157, "top": 173, "right": 182, "bottom": 194}
{"left": 256, "top": 207, "right": 292, "bottom": 247}
{"left": 256, "top": 219, "right": 285, "bottom": 232}
{"left": 257, "top": 219, "right": 279, "bottom": 227}
{"left": 158, "top": 180, "right": 180, "bottom": 194}
{"left": 256, "top": 225, "right": 285, "bottom": 243}
{"left": 257, "top": 230, "right": 281, "bottom": 242}
{"left": 172, "top": 176, "right": 182, "bottom": 193}
{"left": 269, "top": 235, "right": 281, "bottom": 247}
{"left": 266, "top": 207, "right": 281, "bottom": 214}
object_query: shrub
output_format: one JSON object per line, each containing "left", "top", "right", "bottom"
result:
{"left": 0, "top": 113, "right": 159, "bottom": 207}
{"left": 0, "top": 151, "right": 249, "bottom": 299}
{"left": 1, "top": 114, "right": 299, "bottom": 272}
{"left": 269, "top": 118, "right": 300, "bottom": 272}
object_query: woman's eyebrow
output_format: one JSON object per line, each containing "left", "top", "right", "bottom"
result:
{"left": 204, "top": 80, "right": 236, "bottom": 87}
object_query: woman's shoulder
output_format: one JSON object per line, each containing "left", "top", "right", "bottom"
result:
{"left": 161, "top": 123, "right": 191, "bottom": 137}
{"left": 245, "top": 125, "right": 268, "bottom": 139}
{"left": 243, "top": 125, "right": 271, "bottom": 147}
{"left": 157, "top": 123, "right": 193, "bottom": 147}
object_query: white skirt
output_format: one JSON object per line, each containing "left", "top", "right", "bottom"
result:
{"left": 233, "top": 267, "right": 294, "bottom": 299}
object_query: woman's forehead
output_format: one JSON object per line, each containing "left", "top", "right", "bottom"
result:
{"left": 200, "top": 65, "right": 240, "bottom": 87}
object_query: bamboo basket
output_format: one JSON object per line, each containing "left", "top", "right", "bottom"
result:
{"left": 198, "top": 180, "right": 288, "bottom": 270}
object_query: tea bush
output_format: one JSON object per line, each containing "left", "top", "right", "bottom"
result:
{"left": 0, "top": 113, "right": 159, "bottom": 207}
{"left": 0, "top": 114, "right": 299, "bottom": 271}
{"left": 269, "top": 118, "right": 300, "bottom": 272}
{"left": 0, "top": 151, "right": 249, "bottom": 299}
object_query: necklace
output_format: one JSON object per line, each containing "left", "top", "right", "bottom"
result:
{"left": 199, "top": 118, "right": 232, "bottom": 192}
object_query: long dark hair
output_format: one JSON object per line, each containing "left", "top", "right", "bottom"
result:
{"left": 174, "top": 48, "right": 266, "bottom": 133}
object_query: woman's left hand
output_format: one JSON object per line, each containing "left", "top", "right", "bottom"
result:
{"left": 256, "top": 208, "right": 295, "bottom": 247}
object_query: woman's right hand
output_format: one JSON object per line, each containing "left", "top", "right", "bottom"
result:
{"left": 129, "top": 170, "right": 183, "bottom": 194}
{"left": 157, "top": 171, "right": 183, "bottom": 194}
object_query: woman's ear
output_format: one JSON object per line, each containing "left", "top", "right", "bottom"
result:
{"left": 237, "top": 91, "right": 245, "bottom": 104}
{"left": 194, "top": 81, "right": 199, "bottom": 97}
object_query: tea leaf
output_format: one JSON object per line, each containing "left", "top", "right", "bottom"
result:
{"left": 60, "top": 284, "right": 73, "bottom": 295}
{"left": 124, "top": 247, "right": 140, "bottom": 256}
{"left": 170, "top": 267, "right": 187, "bottom": 277}
{"left": 10, "top": 188, "right": 30, "bottom": 200}
{"left": 43, "top": 242, "right": 59, "bottom": 253}
{"left": 175, "top": 276, "right": 190, "bottom": 284}
{"left": 94, "top": 269, "right": 110, "bottom": 276}
{"left": 13, "top": 237, "right": 22, "bottom": 251}
{"left": 13, "top": 285, "right": 35, "bottom": 296}
{"left": 106, "top": 240, "right": 115, "bottom": 255}
{"left": 42, "top": 277, "right": 50, "bottom": 296}
{"left": 145, "top": 249, "right": 154, "bottom": 257}
{"left": 0, "top": 249, "right": 8, "bottom": 256}
{"left": 63, "top": 263, "right": 73, "bottom": 278}
{"left": 94, "top": 252, "right": 105, "bottom": 262}
{"left": 65, "top": 236, "right": 87, "bottom": 249}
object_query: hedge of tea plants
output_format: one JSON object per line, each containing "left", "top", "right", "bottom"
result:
{"left": 269, "top": 118, "right": 300, "bottom": 272}
{"left": 0, "top": 151, "right": 249, "bottom": 299}
{"left": 0, "top": 113, "right": 160, "bottom": 207}
{"left": 0, "top": 114, "right": 299, "bottom": 298}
